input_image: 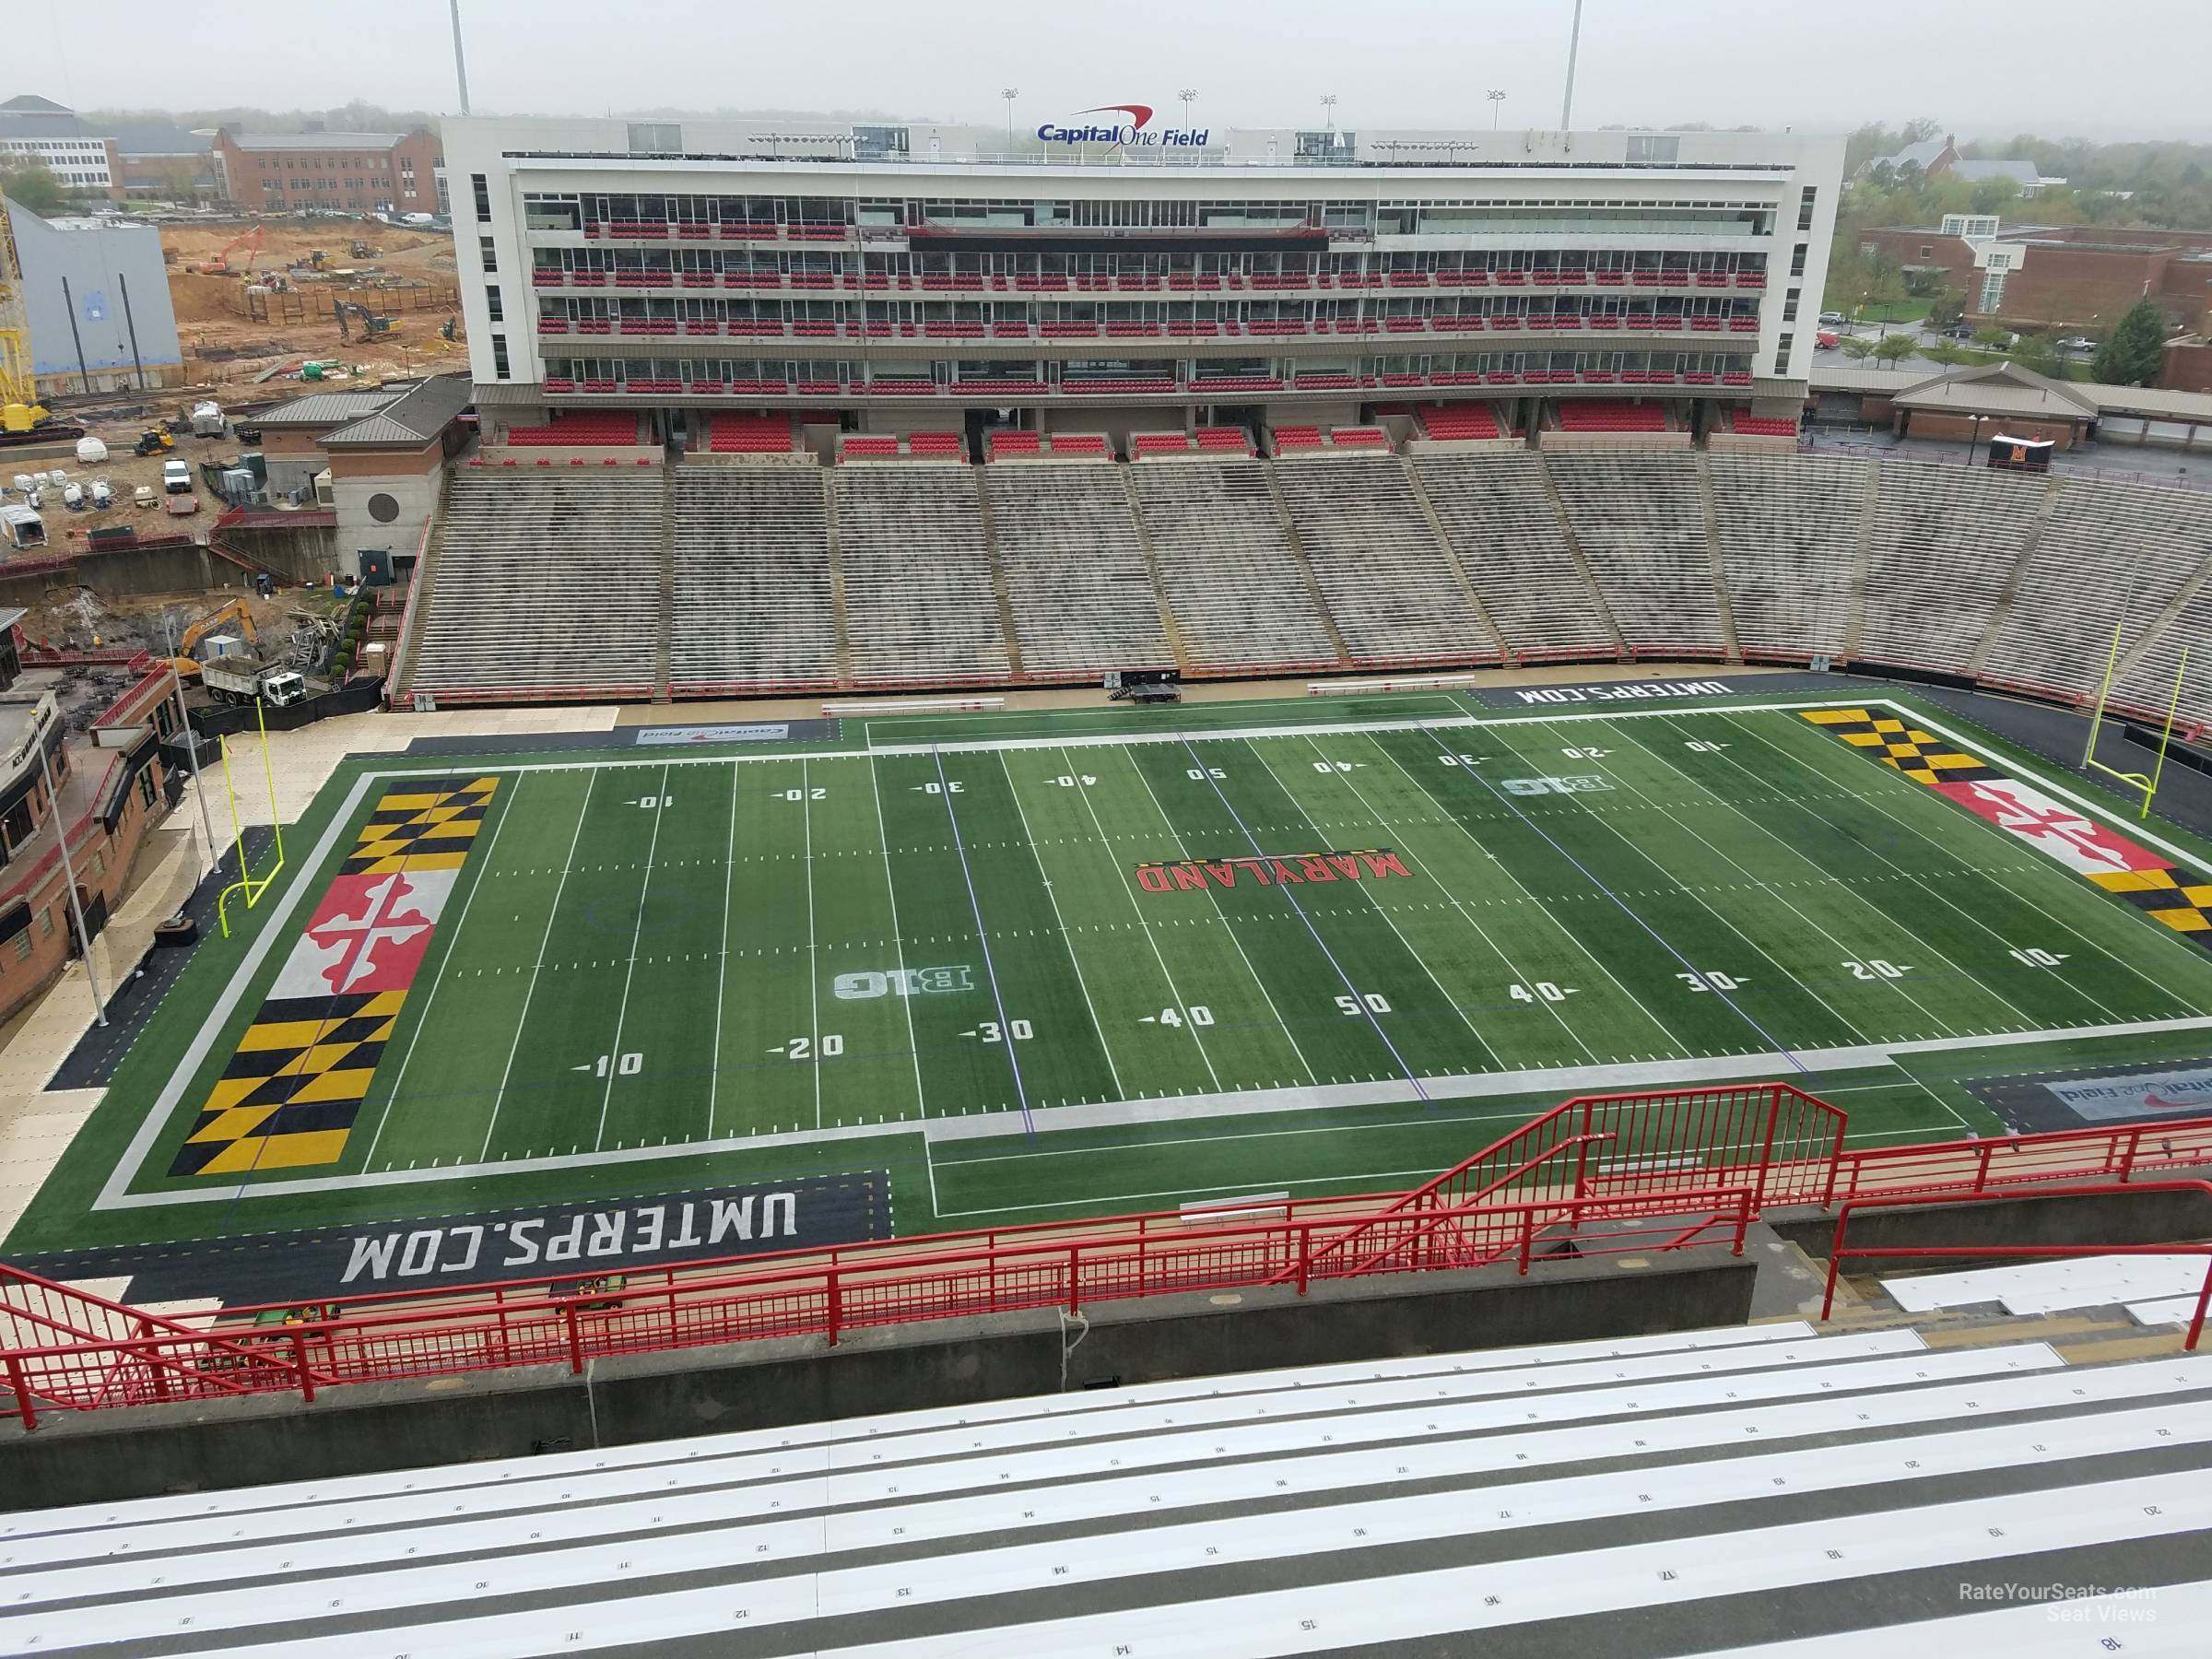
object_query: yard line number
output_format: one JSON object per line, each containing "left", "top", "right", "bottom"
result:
{"left": 775, "top": 1035, "right": 843, "bottom": 1060}
{"left": 1677, "top": 970, "right": 1746, "bottom": 993}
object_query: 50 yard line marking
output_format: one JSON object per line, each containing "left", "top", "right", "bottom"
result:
{"left": 479, "top": 769, "right": 597, "bottom": 1160}
{"left": 594, "top": 762, "right": 672, "bottom": 1151}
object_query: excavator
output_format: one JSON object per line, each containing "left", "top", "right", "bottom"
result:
{"left": 169, "top": 598, "right": 261, "bottom": 681}
{"left": 335, "top": 300, "right": 398, "bottom": 342}
{"left": 196, "top": 224, "right": 265, "bottom": 277}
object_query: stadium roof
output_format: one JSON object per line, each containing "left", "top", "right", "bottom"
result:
{"left": 324, "top": 375, "right": 471, "bottom": 447}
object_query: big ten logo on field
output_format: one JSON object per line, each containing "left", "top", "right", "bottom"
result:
{"left": 833, "top": 964, "right": 977, "bottom": 1001}
{"left": 1500, "top": 775, "right": 1614, "bottom": 795}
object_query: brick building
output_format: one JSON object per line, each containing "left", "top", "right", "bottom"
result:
{"left": 212, "top": 128, "right": 444, "bottom": 218}
{"left": 1857, "top": 222, "right": 2212, "bottom": 333}
{"left": 0, "top": 635, "right": 178, "bottom": 1023}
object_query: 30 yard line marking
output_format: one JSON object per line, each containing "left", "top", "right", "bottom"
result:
{"left": 1057, "top": 744, "right": 1221, "bottom": 1094}
{"left": 479, "top": 769, "right": 597, "bottom": 1160}
{"left": 594, "top": 762, "right": 671, "bottom": 1151}
{"left": 995, "top": 750, "right": 1124, "bottom": 1101}
{"left": 1363, "top": 731, "right": 1685, "bottom": 1059}
{"left": 708, "top": 758, "right": 739, "bottom": 1139}
{"left": 865, "top": 754, "right": 928, "bottom": 1123}
{"left": 361, "top": 769, "right": 519, "bottom": 1172}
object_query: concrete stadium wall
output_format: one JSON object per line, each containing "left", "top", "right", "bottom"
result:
{"left": 1768, "top": 1172, "right": 2212, "bottom": 1273}
{"left": 0, "top": 1249, "right": 1751, "bottom": 1512}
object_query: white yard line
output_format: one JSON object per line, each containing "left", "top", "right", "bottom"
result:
{"left": 594, "top": 764, "right": 672, "bottom": 1151}
{"left": 707, "top": 759, "right": 739, "bottom": 1139}
{"left": 360, "top": 772, "right": 520, "bottom": 1172}
{"left": 1242, "top": 736, "right": 1501, "bottom": 1068}
{"left": 1364, "top": 731, "right": 1686, "bottom": 1058}
{"left": 1300, "top": 732, "right": 1596, "bottom": 1065}
{"left": 1058, "top": 744, "right": 1222, "bottom": 1093}
{"left": 802, "top": 757, "right": 822, "bottom": 1132}
{"left": 865, "top": 753, "right": 929, "bottom": 1123}
{"left": 1123, "top": 744, "right": 1319, "bottom": 1087}
{"left": 478, "top": 770, "right": 598, "bottom": 1161}
{"left": 995, "top": 750, "right": 1124, "bottom": 1102}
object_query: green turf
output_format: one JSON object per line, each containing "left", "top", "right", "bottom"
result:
{"left": 12, "top": 688, "right": 2212, "bottom": 1256}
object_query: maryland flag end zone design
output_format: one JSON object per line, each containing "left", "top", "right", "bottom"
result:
{"left": 1803, "top": 711, "right": 2212, "bottom": 951}
{"left": 171, "top": 777, "right": 498, "bottom": 1177}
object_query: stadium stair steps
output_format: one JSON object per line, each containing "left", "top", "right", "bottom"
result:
{"left": 653, "top": 467, "right": 677, "bottom": 701}
{"left": 971, "top": 466, "right": 1026, "bottom": 680}
{"left": 1261, "top": 460, "right": 1354, "bottom": 667}
{"left": 2116, "top": 549, "right": 2212, "bottom": 686}
{"left": 1693, "top": 450, "right": 1744, "bottom": 664}
{"left": 1400, "top": 454, "right": 1513, "bottom": 661}
{"left": 388, "top": 469, "right": 452, "bottom": 699}
{"left": 16, "top": 1323, "right": 2212, "bottom": 1653}
{"left": 1965, "top": 476, "right": 2063, "bottom": 680}
{"left": 1841, "top": 465, "right": 1883, "bottom": 661}
{"left": 822, "top": 470, "right": 854, "bottom": 688}
{"left": 1533, "top": 452, "right": 1630, "bottom": 659}
{"left": 1121, "top": 465, "right": 1194, "bottom": 675}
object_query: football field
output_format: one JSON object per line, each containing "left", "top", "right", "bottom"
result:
{"left": 18, "top": 691, "right": 2212, "bottom": 1265}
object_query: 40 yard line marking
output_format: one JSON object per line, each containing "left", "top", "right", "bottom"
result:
{"left": 997, "top": 749, "right": 1124, "bottom": 1103}
{"left": 479, "top": 769, "right": 597, "bottom": 1160}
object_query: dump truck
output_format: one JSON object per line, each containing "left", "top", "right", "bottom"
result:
{"left": 200, "top": 656, "right": 307, "bottom": 708}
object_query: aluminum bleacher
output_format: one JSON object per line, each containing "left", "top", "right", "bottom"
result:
{"left": 983, "top": 463, "right": 1173, "bottom": 678}
{"left": 14, "top": 1321, "right": 2210, "bottom": 1653}
{"left": 1130, "top": 458, "right": 1339, "bottom": 670}
{"left": 1547, "top": 450, "right": 1724, "bottom": 656}
{"left": 1854, "top": 465, "right": 2047, "bottom": 676}
{"left": 669, "top": 466, "right": 837, "bottom": 694}
{"left": 1712, "top": 452, "right": 1866, "bottom": 664}
{"left": 1273, "top": 455, "right": 1495, "bottom": 664}
{"left": 1414, "top": 450, "right": 1618, "bottom": 661}
{"left": 409, "top": 466, "right": 664, "bottom": 700}
{"left": 834, "top": 465, "right": 1011, "bottom": 683}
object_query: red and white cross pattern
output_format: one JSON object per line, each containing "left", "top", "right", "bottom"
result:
{"left": 268, "top": 868, "right": 457, "bottom": 1001}
{"left": 1932, "top": 777, "right": 2168, "bottom": 879}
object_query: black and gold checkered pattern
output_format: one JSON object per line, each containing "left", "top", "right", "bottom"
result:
{"left": 1800, "top": 709, "right": 2001, "bottom": 785}
{"left": 169, "top": 991, "right": 406, "bottom": 1176}
{"left": 2089, "top": 865, "right": 2212, "bottom": 948}
{"left": 343, "top": 775, "right": 500, "bottom": 875}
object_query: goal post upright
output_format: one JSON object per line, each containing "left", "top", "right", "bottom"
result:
{"left": 2079, "top": 614, "right": 2188, "bottom": 821}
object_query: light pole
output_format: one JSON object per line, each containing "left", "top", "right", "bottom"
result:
{"left": 1561, "top": 0, "right": 1586, "bottom": 129}
{"left": 1179, "top": 88, "right": 1197, "bottom": 140}
{"left": 35, "top": 729, "right": 106, "bottom": 1028}
{"left": 1000, "top": 88, "right": 1018, "bottom": 155}
{"left": 1488, "top": 89, "right": 1506, "bottom": 130}
{"left": 1320, "top": 95, "right": 1337, "bottom": 133}
{"left": 162, "top": 614, "right": 221, "bottom": 880}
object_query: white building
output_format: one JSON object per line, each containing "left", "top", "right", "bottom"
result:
{"left": 441, "top": 114, "right": 1842, "bottom": 432}
{"left": 0, "top": 95, "right": 118, "bottom": 200}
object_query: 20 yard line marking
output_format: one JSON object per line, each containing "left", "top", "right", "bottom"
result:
{"left": 803, "top": 757, "right": 822, "bottom": 1132}
{"left": 594, "top": 763, "right": 672, "bottom": 1152}
{"left": 361, "top": 769, "right": 520, "bottom": 1172}
{"left": 479, "top": 770, "right": 597, "bottom": 1160}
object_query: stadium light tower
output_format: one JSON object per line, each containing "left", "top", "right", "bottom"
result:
{"left": 1560, "top": 0, "right": 1586, "bottom": 129}
{"left": 450, "top": 0, "right": 471, "bottom": 117}
{"left": 1320, "top": 94, "right": 1337, "bottom": 132}
{"left": 1488, "top": 88, "right": 1506, "bottom": 130}
{"left": 1001, "top": 88, "right": 1018, "bottom": 154}
{"left": 1179, "top": 88, "right": 1197, "bottom": 126}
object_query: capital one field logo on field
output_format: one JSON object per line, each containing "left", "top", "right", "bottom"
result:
{"left": 1036, "top": 102, "right": 1210, "bottom": 147}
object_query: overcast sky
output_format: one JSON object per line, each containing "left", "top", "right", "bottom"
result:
{"left": 17, "top": 0, "right": 2211, "bottom": 143}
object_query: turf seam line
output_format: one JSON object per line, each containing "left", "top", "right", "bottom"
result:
{"left": 930, "top": 743, "right": 1037, "bottom": 1138}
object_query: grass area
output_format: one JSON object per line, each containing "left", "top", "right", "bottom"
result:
{"left": 1852, "top": 300, "right": 1932, "bottom": 324}
{"left": 12, "top": 688, "right": 2212, "bottom": 1257}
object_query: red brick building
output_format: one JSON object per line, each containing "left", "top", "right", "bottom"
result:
{"left": 1857, "top": 223, "right": 2212, "bottom": 333}
{"left": 213, "top": 128, "right": 444, "bottom": 218}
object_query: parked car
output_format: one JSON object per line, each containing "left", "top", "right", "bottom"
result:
{"left": 1818, "top": 310, "right": 1847, "bottom": 326}
{"left": 1816, "top": 331, "right": 1841, "bottom": 350}
{"left": 160, "top": 457, "right": 192, "bottom": 493}
{"left": 1938, "top": 322, "right": 1978, "bottom": 341}
{"left": 2056, "top": 336, "right": 2097, "bottom": 353}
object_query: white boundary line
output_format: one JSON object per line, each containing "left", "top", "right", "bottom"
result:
{"left": 89, "top": 695, "right": 2212, "bottom": 1211}
{"left": 593, "top": 764, "right": 672, "bottom": 1150}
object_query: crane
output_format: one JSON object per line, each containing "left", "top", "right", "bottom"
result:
{"left": 197, "top": 224, "right": 265, "bottom": 276}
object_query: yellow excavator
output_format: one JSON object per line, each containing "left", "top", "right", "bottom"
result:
{"left": 170, "top": 598, "right": 261, "bottom": 682}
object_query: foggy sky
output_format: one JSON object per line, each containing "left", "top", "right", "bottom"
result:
{"left": 14, "top": 0, "right": 2209, "bottom": 144}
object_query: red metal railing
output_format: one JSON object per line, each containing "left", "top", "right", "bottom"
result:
{"left": 7, "top": 1089, "right": 2212, "bottom": 1430}
{"left": 1817, "top": 1181, "right": 2212, "bottom": 1351}
{"left": 0, "top": 1186, "right": 1752, "bottom": 1429}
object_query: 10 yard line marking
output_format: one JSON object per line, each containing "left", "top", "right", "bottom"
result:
{"left": 362, "top": 770, "right": 519, "bottom": 1172}
{"left": 594, "top": 762, "right": 671, "bottom": 1152}
{"left": 480, "top": 769, "right": 597, "bottom": 1160}
{"left": 707, "top": 758, "right": 739, "bottom": 1139}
